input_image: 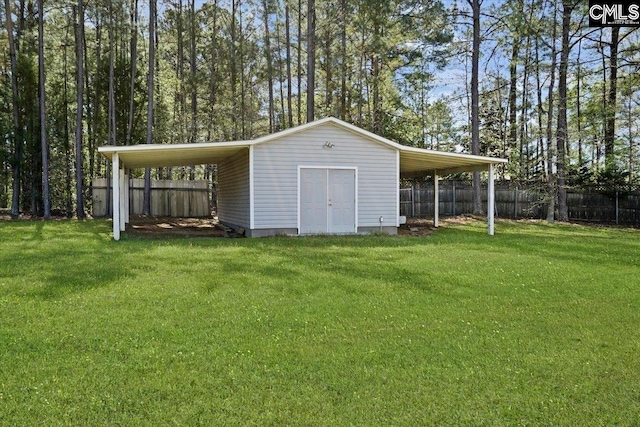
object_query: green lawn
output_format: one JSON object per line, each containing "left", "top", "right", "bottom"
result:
{"left": 1, "top": 219, "right": 639, "bottom": 426}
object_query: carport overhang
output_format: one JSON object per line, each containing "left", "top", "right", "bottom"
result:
{"left": 98, "top": 140, "right": 252, "bottom": 169}
{"left": 99, "top": 118, "right": 507, "bottom": 240}
{"left": 398, "top": 147, "right": 507, "bottom": 177}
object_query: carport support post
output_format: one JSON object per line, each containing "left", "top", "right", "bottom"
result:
{"left": 488, "top": 163, "right": 495, "bottom": 236}
{"left": 124, "top": 170, "right": 130, "bottom": 225}
{"left": 434, "top": 171, "right": 439, "bottom": 228}
{"left": 119, "top": 167, "right": 126, "bottom": 232}
{"left": 112, "top": 153, "right": 120, "bottom": 241}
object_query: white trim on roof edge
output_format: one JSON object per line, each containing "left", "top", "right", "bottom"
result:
{"left": 98, "top": 139, "right": 253, "bottom": 154}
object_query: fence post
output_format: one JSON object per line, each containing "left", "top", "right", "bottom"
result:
{"left": 616, "top": 191, "right": 619, "bottom": 225}
{"left": 514, "top": 185, "right": 518, "bottom": 219}
{"left": 434, "top": 173, "right": 439, "bottom": 227}
{"left": 488, "top": 164, "right": 495, "bottom": 235}
{"left": 411, "top": 185, "right": 415, "bottom": 217}
{"left": 107, "top": 179, "right": 112, "bottom": 217}
{"left": 452, "top": 181, "right": 456, "bottom": 216}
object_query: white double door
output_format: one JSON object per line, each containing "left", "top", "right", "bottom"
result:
{"left": 300, "top": 168, "right": 356, "bottom": 234}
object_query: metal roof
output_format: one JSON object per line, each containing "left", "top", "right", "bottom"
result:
{"left": 98, "top": 117, "right": 507, "bottom": 175}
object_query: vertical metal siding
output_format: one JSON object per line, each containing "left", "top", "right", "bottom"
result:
{"left": 253, "top": 123, "right": 397, "bottom": 229}
{"left": 217, "top": 148, "right": 250, "bottom": 227}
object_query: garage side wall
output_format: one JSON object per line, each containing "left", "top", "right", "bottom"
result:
{"left": 252, "top": 123, "right": 398, "bottom": 232}
{"left": 217, "top": 149, "right": 250, "bottom": 228}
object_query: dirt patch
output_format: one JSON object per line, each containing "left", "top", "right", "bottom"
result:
{"left": 397, "top": 215, "right": 489, "bottom": 236}
{"left": 397, "top": 218, "right": 436, "bottom": 236}
{"left": 129, "top": 217, "right": 442, "bottom": 238}
{"left": 127, "top": 217, "right": 226, "bottom": 238}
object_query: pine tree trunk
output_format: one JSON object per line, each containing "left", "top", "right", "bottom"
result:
{"left": 108, "top": 0, "right": 116, "bottom": 148}
{"left": 83, "top": 13, "right": 93, "bottom": 183}
{"left": 190, "top": 0, "right": 197, "bottom": 144}
{"left": 306, "top": 0, "right": 315, "bottom": 122}
{"left": 208, "top": 0, "right": 218, "bottom": 139}
{"left": 276, "top": 18, "right": 286, "bottom": 128}
{"left": 177, "top": 0, "right": 186, "bottom": 146}
{"left": 357, "top": 7, "right": 364, "bottom": 126}
{"left": 340, "top": 0, "right": 347, "bottom": 121}
{"left": 63, "top": 38, "right": 73, "bottom": 217}
{"left": 296, "top": 0, "right": 302, "bottom": 125}
{"left": 239, "top": 6, "right": 246, "bottom": 138}
{"left": 519, "top": 32, "right": 531, "bottom": 180}
{"left": 108, "top": 0, "right": 116, "bottom": 216}
{"left": 285, "top": 5, "right": 293, "bottom": 128}
{"left": 324, "top": 13, "right": 332, "bottom": 115}
{"left": 555, "top": 1, "right": 571, "bottom": 222}
{"left": 535, "top": 37, "right": 544, "bottom": 178}
{"left": 126, "top": 0, "right": 139, "bottom": 146}
{"left": 628, "top": 98, "right": 635, "bottom": 183}
{"left": 207, "top": 0, "right": 218, "bottom": 210}
{"left": 75, "top": 0, "right": 85, "bottom": 219}
{"left": 189, "top": 0, "right": 197, "bottom": 179}
{"left": 155, "top": 15, "right": 164, "bottom": 180}
{"left": 5, "top": 0, "right": 21, "bottom": 218}
{"left": 230, "top": 0, "right": 238, "bottom": 139}
{"left": 144, "top": 0, "right": 156, "bottom": 216}
{"left": 508, "top": 39, "right": 519, "bottom": 159}
{"left": 576, "top": 38, "right": 583, "bottom": 167}
{"left": 263, "top": 0, "right": 274, "bottom": 132}
{"left": 545, "top": 9, "right": 558, "bottom": 223}
{"left": 469, "top": 0, "right": 482, "bottom": 215}
{"left": 38, "top": 0, "right": 50, "bottom": 218}
{"left": 604, "top": 27, "right": 619, "bottom": 170}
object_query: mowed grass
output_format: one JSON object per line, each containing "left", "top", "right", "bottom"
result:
{"left": 0, "top": 219, "right": 639, "bottom": 426}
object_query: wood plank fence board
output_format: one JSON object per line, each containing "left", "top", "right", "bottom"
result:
{"left": 92, "top": 178, "right": 210, "bottom": 217}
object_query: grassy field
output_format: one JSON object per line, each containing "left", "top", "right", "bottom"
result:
{"left": 0, "top": 219, "right": 639, "bottom": 426}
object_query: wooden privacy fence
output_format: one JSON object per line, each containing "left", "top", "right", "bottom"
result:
{"left": 400, "top": 182, "right": 640, "bottom": 225}
{"left": 92, "top": 178, "right": 210, "bottom": 217}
